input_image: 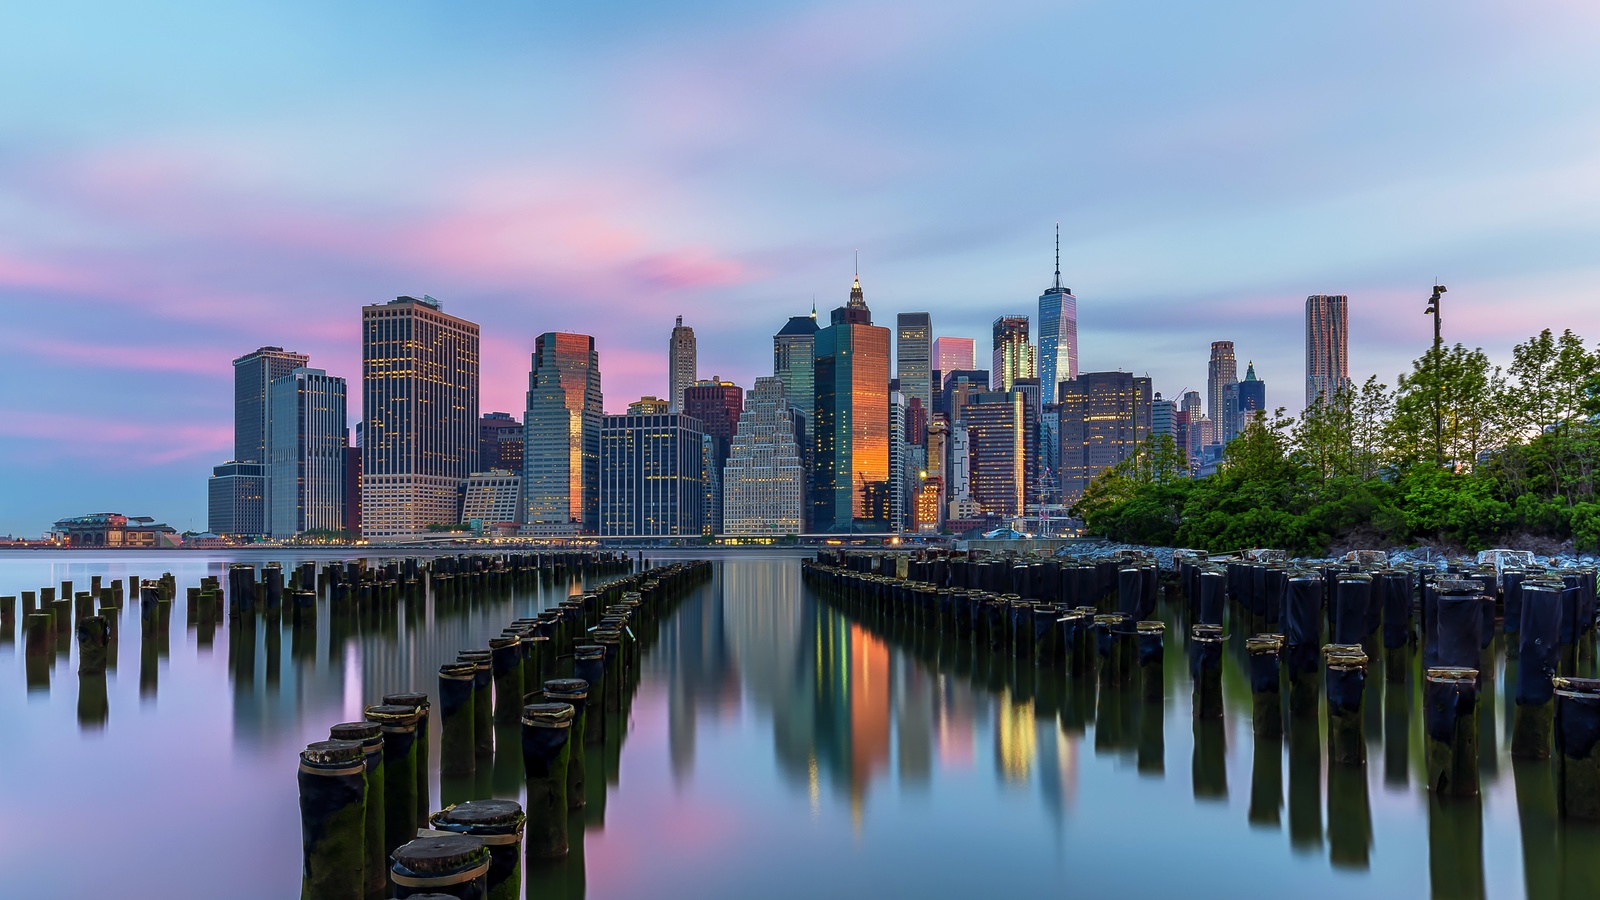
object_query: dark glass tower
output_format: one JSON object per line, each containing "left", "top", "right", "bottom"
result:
{"left": 813, "top": 273, "right": 891, "bottom": 532}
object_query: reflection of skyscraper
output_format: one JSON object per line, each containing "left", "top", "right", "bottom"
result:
{"left": 669, "top": 315, "right": 697, "bottom": 414}
{"left": 1306, "top": 294, "right": 1350, "bottom": 409}
{"left": 813, "top": 273, "right": 891, "bottom": 532}
{"left": 523, "top": 332, "right": 603, "bottom": 535}
{"left": 361, "top": 296, "right": 480, "bottom": 538}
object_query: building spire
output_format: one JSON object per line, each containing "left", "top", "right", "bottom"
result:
{"left": 1052, "top": 222, "right": 1062, "bottom": 291}
{"left": 848, "top": 252, "right": 865, "bottom": 308}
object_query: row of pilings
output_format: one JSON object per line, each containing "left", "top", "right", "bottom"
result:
{"left": 295, "top": 557, "right": 713, "bottom": 900}
{"left": 802, "top": 548, "right": 1600, "bottom": 820}
{"left": 1, "top": 551, "right": 631, "bottom": 716}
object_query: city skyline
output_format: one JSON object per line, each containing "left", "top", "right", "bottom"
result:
{"left": 5, "top": 2, "right": 1600, "bottom": 533}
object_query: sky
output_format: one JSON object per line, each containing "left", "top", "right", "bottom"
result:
{"left": 3, "top": 0, "right": 1600, "bottom": 536}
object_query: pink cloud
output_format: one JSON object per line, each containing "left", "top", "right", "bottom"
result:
{"left": 1, "top": 329, "right": 233, "bottom": 375}
{"left": 0, "top": 409, "right": 231, "bottom": 466}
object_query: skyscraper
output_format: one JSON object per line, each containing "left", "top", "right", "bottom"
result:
{"left": 722, "top": 376, "right": 804, "bottom": 535}
{"left": 1207, "top": 341, "right": 1237, "bottom": 425}
{"left": 1059, "top": 372, "right": 1152, "bottom": 502}
{"left": 814, "top": 272, "right": 891, "bottom": 532}
{"left": 896, "top": 313, "right": 933, "bottom": 423}
{"left": 1151, "top": 392, "right": 1177, "bottom": 441}
{"left": 935, "top": 336, "right": 976, "bottom": 374}
{"left": 1238, "top": 362, "right": 1266, "bottom": 432}
{"left": 268, "top": 367, "right": 348, "bottom": 537}
{"left": 668, "top": 316, "right": 697, "bottom": 414}
{"left": 889, "top": 388, "right": 909, "bottom": 532}
{"left": 599, "top": 412, "right": 705, "bottom": 536}
{"left": 523, "top": 332, "right": 603, "bottom": 535}
{"left": 965, "top": 390, "right": 1035, "bottom": 519}
{"left": 361, "top": 296, "right": 480, "bottom": 538}
{"left": 207, "top": 461, "right": 267, "bottom": 537}
{"left": 684, "top": 376, "right": 744, "bottom": 535}
{"left": 233, "top": 346, "right": 310, "bottom": 464}
{"left": 991, "top": 316, "right": 1035, "bottom": 393}
{"left": 479, "top": 412, "right": 523, "bottom": 472}
{"left": 1306, "top": 294, "right": 1350, "bottom": 408}
{"left": 774, "top": 310, "right": 819, "bottom": 415}
{"left": 1037, "top": 225, "right": 1079, "bottom": 400}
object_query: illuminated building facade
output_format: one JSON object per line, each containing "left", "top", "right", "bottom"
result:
{"left": 1207, "top": 340, "right": 1237, "bottom": 425}
{"left": 460, "top": 470, "right": 522, "bottom": 526}
{"left": 360, "top": 296, "right": 480, "bottom": 538}
{"left": 1037, "top": 225, "right": 1079, "bottom": 395}
{"left": 268, "top": 367, "right": 348, "bottom": 537}
{"left": 1058, "top": 371, "right": 1152, "bottom": 502}
{"left": 933, "top": 336, "right": 976, "bottom": 373}
{"left": 627, "top": 396, "right": 670, "bottom": 416}
{"left": 990, "top": 316, "right": 1035, "bottom": 392}
{"left": 965, "top": 390, "right": 1036, "bottom": 518}
{"left": 523, "top": 332, "right": 603, "bottom": 535}
{"left": 1306, "top": 294, "right": 1350, "bottom": 408}
{"left": 208, "top": 461, "right": 267, "bottom": 537}
{"left": 234, "top": 346, "right": 309, "bottom": 464}
{"left": 478, "top": 411, "right": 523, "bottom": 472}
{"left": 599, "top": 413, "right": 706, "bottom": 536}
{"left": 813, "top": 274, "right": 891, "bottom": 532}
{"left": 722, "top": 376, "right": 804, "bottom": 535}
{"left": 685, "top": 377, "right": 743, "bottom": 535}
{"left": 940, "top": 369, "right": 990, "bottom": 425}
{"left": 896, "top": 313, "right": 932, "bottom": 423}
{"left": 669, "top": 315, "right": 697, "bottom": 414}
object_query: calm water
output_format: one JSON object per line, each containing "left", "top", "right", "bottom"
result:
{"left": 1, "top": 550, "right": 1595, "bottom": 899}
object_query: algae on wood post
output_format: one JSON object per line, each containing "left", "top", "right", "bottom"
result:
{"left": 329, "top": 722, "right": 386, "bottom": 900}
{"left": 364, "top": 705, "right": 421, "bottom": 862}
{"left": 429, "top": 799, "right": 526, "bottom": 900}
{"left": 490, "top": 636, "right": 524, "bottom": 725}
{"left": 542, "top": 679, "right": 590, "bottom": 809}
{"left": 1424, "top": 667, "right": 1481, "bottom": 797}
{"left": 573, "top": 646, "right": 607, "bottom": 745}
{"left": 521, "top": 702, "right": 575, "bottom": 860}
{"left": 382, "top": 691, "right": 432, "bottom": 827}
{"left": 458, "top": 650, "right": 495, "bottom": 757}
{"left": 389, "top": 833, "right": 490, "bottom": 899}
{"left": 438, "top": 662, "right": 477, "bottom": 777}
{"left": 297, "top": 740, "right": 367, "bottom": 900}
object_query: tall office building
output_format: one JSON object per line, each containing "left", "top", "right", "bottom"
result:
{"left": 668, "top": 316, "right": 697, "bottom": 414}
{"left": 627, "top": 397, "right": 670, "bottom": 416}
{"left": 774, "top": 311, "right": 819, "bottom": 416}
{"left": 234, "top": 346, "right": 310, "bottom": 464}
{"left": 460, "top": 471, "right": 522, "bottom": 527}
{"left": 1207, "top": 341, "right": 1237, "bottom": 424}
{"left": 934, "top": 337, "right": 976, "bottom": 373}
{"left": 941, "top": 369, "right": 990, "bottom": 424}
{"left": 948, "top": 425, "right": 971, "bottom": 501}
{"left": 922, "top": 416, "right": 949, "bottom": 530}
{"left": 896, "top": 313, "right": 933, "bottom": 423}
{"left": 268, "top": 367, "right": 347, "bottom": 537}
{"left": 722, "top": 376, "right": 804, "bottom": 535}
{"left": 207, "top": 461, "right": 267, "bottom": 537}
{"left": 479, "top": 412, "right": 523, "bottom": 472}
{"left": 685, "top": 377, "right": 744, "bottom": 535}
{"left": 1037, "top": 225, "right": 1078, "bottom": 400}
{"left": 1306, "top": 294, "right": 1350, "bottom": 408}
{"left": 523, "top": 332, "right": 603, "bottom": 535}
{"left": 1237, "top": 362, "right": 1266, "bottom": 432}
{"left": 599, "top": 412, "right": 705, "bottom": 536}
{"left": 814, "top": 272, "right": 891, "bottom": 532}
{"left": 1059, "top": 372, "right": 1152, "bottom": 502}
{"left": 361, "top": 296, "right": 479, "bottom": 538}
{"left": 1151, "top": 393, "right": 1177, "bottom": 441}
{"left": 889, "top": 389, "right": 909, "bottom": 532}
{"left": 965, "top": 390, "right": 1036, "bottom": 519}
{"left": 991, "top": 316, "right": 1035, "bottom": 393}
{"left": 1179, "top": 391, "right": 1203, "bottom": 464}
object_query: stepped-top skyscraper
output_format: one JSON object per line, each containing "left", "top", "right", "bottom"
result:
{"left": 1306, "top": 294, "right": 1350, "bottom": 408}
{"left": 723, "top": 376, "right": 804, "bottom": 535}
{"left": 896, "top": 312, "right": 933, "bottom": 419}
{"left": 360, "top": 296, "right": 480, "bottom": 538}
{"left": 814, "top": 271, "right": 891, "bottom": 532}
{"left": 1207, "top": 340, "right": 1237, "bottom": 425}
{"left": 1236, "top": 362, "right": 1266, "bottom": 435}
{"left": 1037, "top": 225, "right": 1078, "bottom": 401}
{"left": 991, "top": 315, "right": 1035, "bottom": 393}
{"left": 523, "top": 332, "right": 603, "bottom": 535}
{"left": 668, "top": 315, "right": 697, "bottom": 414}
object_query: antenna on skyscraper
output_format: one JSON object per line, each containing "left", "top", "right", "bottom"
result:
{"left": 1053, "top": 222, "right": 1062, "bottom": 290}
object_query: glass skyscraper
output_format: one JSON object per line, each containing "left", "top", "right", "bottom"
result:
{"left": 268, "top": 367, "right": 348, "bottom": 537}
{"left": 523, "top": 332, "right": 603, "bottom": 535}
{"left": 895, "top": 312, "right": 932, "bottom": 420}
{"left": 990, "top": 315, "right": 1034, "bottom": 393}
{"left": 1036, "top": 226, "right": 1078, "bottom": 402}
{"left": 813, "top": 274, "right": 890, "bottom": 532}
{"left": 1306, "top": 294, "right": 1350, "bottom": 408}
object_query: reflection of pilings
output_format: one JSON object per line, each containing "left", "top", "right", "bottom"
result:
{"left": 1287, "top": 717, "right": 1323, "bottom": 851}
{"left": 1428, "top": 795, "right": 1486, "bottom": 900}
{"left": 1328, "top": 764, "right": 1372, "bottom": 871}
{"left": 1324, "top": 644, "right": 1367, "bottom": 766}
{"left": 1513, "top": 759, "right": 1560, "bottom": 900}
{"left": 1248, "top": 635, "right": 1284, "bottom": 738}
{"left": 1249, "top": 736, "right": 1282, "bottom": 829}
{"left": 1191, "top": 718, "right": 1226, "bottom": 801}
{"left": 1383, "top": 656, "right": 1412, "bottom": 789}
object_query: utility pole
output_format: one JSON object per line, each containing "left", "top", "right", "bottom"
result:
{"left": 1425, "top": 284, "right": 1447, "bottom": 466}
